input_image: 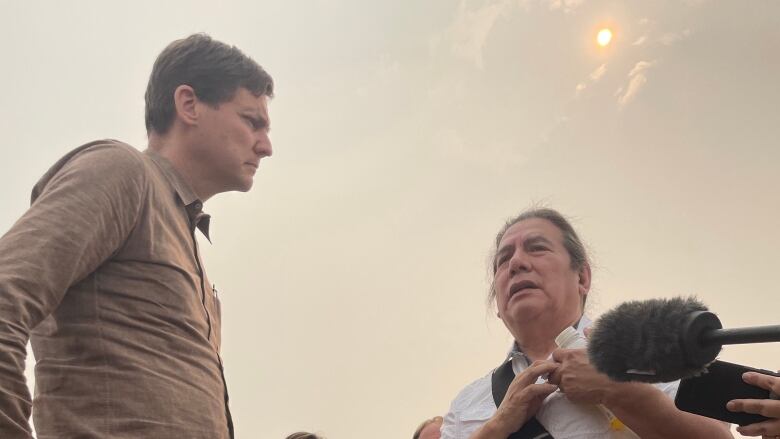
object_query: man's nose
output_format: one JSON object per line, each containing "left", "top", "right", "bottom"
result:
{"left": 509, "top": 252, "right": 531, "bottom": 274}
{"left": 254, "top": 133, "right": 272, "bottom": 157}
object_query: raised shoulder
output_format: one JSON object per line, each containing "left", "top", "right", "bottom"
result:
{"left": 32, "top": 139, "right": 148, "bottom": 203}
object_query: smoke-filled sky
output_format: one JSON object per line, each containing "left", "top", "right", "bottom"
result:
{"left": 1, "top": 1, "right": 779, "bottom": 438}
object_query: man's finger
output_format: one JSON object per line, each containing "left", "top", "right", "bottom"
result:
{"left": 548, "top": 369, "right": 561, "bottom": 386}
{"left": 514, "top": 361, "right": 559, "bottom": 387}
{"left": 524, "top": 383, "right": 558, "bottom": 400}
{"left": 728, "top": 399, "right": 780, "bottom": 417}
{"left": 735, "top": 418, "right": 780, "bottom": 436}
{"left": 743, "top": 372, "right": 780, "bottom": 395}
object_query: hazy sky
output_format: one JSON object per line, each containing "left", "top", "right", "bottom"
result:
{"left": 1, "top": 1, "right": 779, "bottom": 438}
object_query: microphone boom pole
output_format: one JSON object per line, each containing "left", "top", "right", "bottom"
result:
{"left": 701, "top": 325, "right": 780, "bottom": 345}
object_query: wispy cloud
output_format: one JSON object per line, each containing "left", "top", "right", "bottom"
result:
{"left": 432, "top": 0, "right": 512, "bottom": 69}
{"left": 546, "top": 0, "right": 585, "bottom": 14}
{"left": 635, "top": 17, "right": 694, "bottom": 47}
{"left": 632, "top": 35, "right": 648, "bottom": 46}
{"left": 589, "top": 63, "right": 607, "bottom": 81}
{"left": 617, "top": 60, "right": 657, "bottom": 108}
{"left": 432, "top": 0, "right": 589, "bottom": 68}
{"left": 575, "top": 63, "right": 607, "bottom": 95}
{"left": 628, "top": 60, "right": 655, "bottom": 77}
{"left": 618, "top": 75, "right": 648, "bottom": 108}
{"left": 659, "top": 29, "right": 692, "bottom": 45}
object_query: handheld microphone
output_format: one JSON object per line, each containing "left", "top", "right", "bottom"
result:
{"left": 587, "top": 296, "right": 780, "bottom": 383}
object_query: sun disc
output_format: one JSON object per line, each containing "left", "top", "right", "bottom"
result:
{"left": 597, "top": 28, "right": 613, "bottom": 47}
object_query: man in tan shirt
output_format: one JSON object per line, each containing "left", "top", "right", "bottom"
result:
{"left": 0, "top": 33, "right": 273, "bottom": 438}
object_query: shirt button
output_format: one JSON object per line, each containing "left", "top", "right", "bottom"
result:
{"left": 194, "top": 201, "right": 202, "bottom": 210}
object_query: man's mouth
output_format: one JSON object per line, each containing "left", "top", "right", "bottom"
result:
{"left": 509, "top": 280, "right": 539, "bottom": 299}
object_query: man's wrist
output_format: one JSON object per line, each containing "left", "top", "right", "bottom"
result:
{"left": 479, "top": 416, "right": 513, "bottom": 439}
{"left": 602, "top": 381, "right": 653, "bottom": 410}
{"left": 601, "top": 381, "right": 630, "bottom": 408}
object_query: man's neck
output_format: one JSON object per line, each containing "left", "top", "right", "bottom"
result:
{"left": 511, "top": 315, "right": 581, "bottom": 362}
{"left": 148, "top": 134, "right": 213, "bottom": 201}
{"left": 517, "top": 339, "right": 558, "bottom": 362}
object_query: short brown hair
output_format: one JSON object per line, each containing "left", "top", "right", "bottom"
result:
{"left": 144, "top": 33, "right": 274, "bottom": 135}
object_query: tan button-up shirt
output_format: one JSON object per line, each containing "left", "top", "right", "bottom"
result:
{"left": 0, "top": 140, "right": 231, "bottom": 438}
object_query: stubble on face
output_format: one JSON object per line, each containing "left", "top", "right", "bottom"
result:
{"left": 197, "top": 89, "right": 271, "bottom": 195}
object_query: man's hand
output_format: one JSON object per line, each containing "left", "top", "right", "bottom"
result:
{"left": 727, "top": 371, "right": 780, "bottom": 437}
{"left": 483, "top": 360, "right": 559, "bottom": 438}
{"left": 548, "top": 348, "right": 617, "bottom": 405}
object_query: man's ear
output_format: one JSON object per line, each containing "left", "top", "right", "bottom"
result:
{"left": 173, "top": 84, "right": 199, "bottom": 127}
{"left": 578, "top": 262, "right": 592, "bottom": 296}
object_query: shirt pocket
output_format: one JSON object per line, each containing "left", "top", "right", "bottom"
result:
{"left": 454, "top": 405, "right": 494, "bottom": 439}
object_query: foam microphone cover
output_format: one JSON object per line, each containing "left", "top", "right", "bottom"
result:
{"left": 588, "top": 296, "right": 714, "bottom": 383}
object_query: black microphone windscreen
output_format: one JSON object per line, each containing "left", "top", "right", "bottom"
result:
{"left": 588, "top": 296, "right": 715, "bottom": 383}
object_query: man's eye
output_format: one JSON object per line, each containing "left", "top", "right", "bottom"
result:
{"left": 529, "top": 245, "right": 548, "bottom": 252}
{"left": 496, "top": 256, "right": 509, "bottom": 267}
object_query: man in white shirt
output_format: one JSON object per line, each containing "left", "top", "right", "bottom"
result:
{"left": 441, "top": 208, "right": 733, "bottom": 439}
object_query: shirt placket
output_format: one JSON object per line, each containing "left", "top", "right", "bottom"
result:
{"left": 189, "top": 204, "right": 234, "bottom": 439}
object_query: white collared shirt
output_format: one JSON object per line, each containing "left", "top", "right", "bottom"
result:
{"left": 441, "top": 319, "right": 679, "bottom": 439}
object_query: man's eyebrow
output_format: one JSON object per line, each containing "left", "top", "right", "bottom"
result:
{"left": 240, "top": 109, "right": 264, "bottom": 119}
{"left": 523, "top": 235, "right": 553, "bottom": 247}
{"left": 240, "top": 110, "right": 270, "bottom": 128}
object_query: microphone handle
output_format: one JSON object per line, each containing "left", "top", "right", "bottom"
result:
{"left": 700, "top": 325, "right": 780, "bottom": 346}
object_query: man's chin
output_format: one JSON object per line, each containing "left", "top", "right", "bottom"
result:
{"left": 234, "top": 178, "right": 254, "bottom": 192}
{"left": 502, "top": 300, "right": 545, "bottom": 323}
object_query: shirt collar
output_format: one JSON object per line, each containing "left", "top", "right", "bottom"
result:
{"left": 507, "top": 315, "right": 593, "bottom": 361}
{"left": 144, "top": 148, "right": 211, "bottom": 241}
